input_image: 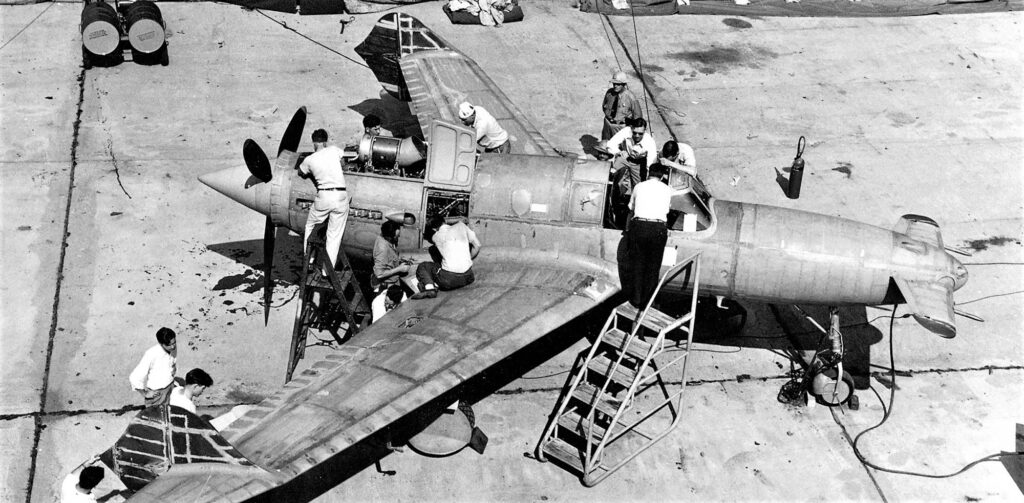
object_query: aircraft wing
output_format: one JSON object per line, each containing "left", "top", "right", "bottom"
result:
{"left": 355, "top": 13, "right": 560, "bottom": 156}
{"left": 128, "top": 248, "right": 618, "bottom": 501}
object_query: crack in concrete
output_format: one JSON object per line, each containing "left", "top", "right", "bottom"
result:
{"left": 0, "top": 400, "right": 263, "bottom": 422}
{"left": 830, "top": 410, "right": 890, "bottom": 502}
{"left": 24, "top": 65, "right": 87, "bottom": 503}
{"left": 107, "top": 137, "right": 133, "bottom": 199}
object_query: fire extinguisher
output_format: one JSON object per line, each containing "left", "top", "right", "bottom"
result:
{"left": 787, "top": 136, "right": 806, "bottom": 199}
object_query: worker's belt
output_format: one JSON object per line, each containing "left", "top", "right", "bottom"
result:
{"left": 606, "top": 119, "right": 625, "bottom": 125}
{"left": 318, "top": 187, "right": 346, "bottom": 191}
{"left": 633, "top": 217, "right": 666, "bottom": 223}
{"left": 626, "top": 155, "right": 645, "bottom": 164}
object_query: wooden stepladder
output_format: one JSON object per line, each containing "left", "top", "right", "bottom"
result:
{"left": 537, "top": 253, "right": 702, "bottom": 486}
{"left": 285, "top": 224, "right": 371, "bottom": 383}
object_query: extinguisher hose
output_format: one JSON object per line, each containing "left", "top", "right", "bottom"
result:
{"left": 795, "top": 136, "right": 806, "bottom": 160}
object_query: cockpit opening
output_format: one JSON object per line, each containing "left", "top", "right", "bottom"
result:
{"left": 602, "top": 167, "right": 714, "bottom": 232}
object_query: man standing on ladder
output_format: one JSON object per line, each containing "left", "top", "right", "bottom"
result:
{"left": 621, "top": 163, "right": 670, "bottom": 309}
{"left": 299, "top": 128, "right": 350, "bottom": 273}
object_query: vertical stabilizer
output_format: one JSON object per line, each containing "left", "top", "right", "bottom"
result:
{"left": 354, "top": 13, "right": 451, "bottom": 100}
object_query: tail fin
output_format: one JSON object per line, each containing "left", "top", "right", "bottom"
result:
{"left": 894, "top": 214, "right": 943, "bottom": 249}
{"left": 354, "top": 13, "right": 451, "bottom": 101}
{"left": 892, "top": 276, "right": 957, "bottom": 338}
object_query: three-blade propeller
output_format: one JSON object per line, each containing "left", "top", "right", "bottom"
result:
{"left": 242, "top": 107, "right": 307, "bottom": 324}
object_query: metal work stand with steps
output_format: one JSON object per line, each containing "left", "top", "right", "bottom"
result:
{"left": 285, "top": 225, "right": 371, "bottom": 383}
{"left": 537, "top": 253, "right": 702, "bottom": 486}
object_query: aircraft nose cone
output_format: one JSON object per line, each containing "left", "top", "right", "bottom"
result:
{"left": 198, "top": 165, "right": 271, "bottom": 216}
{"left": 951, "top": 255, "right": 968, "bottom": 291}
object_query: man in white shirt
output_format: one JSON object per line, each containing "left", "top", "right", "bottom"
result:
{"left": 299, "top": 128, "right": 350, "bottom": 273}
{"left": 607, "top": 118, "right": 657, "bottom": 227}
{"left": 59, "top": 455, "right": 103, "bottom": 502}
{"left": 169, "top": 368, "right": 213, "bottom": 415}
{"left": 371, "top": 284, "right": 407, "bottom": 322}
{"left": 129, "top": 327, "right": 177, "bottom": 407}
{"left": 459, "top": 102, "right": 511, "bottom": 154}
{"left": 411, "top": 215, "right": 482, "bottom": 299}
{"left": 658, "top": 140, "right": 696, "bottom": 178}
{"left": 621, "top": 162, "right": 671, "bottom": 309}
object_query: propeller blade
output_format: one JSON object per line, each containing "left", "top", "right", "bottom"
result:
{"left": 263, "top": 216, "right": 275, "bottom": 325}
{"left": 278, "top": 106, "right": 307, "bottom": 157}
{"left": 243, "top": 139, "right": 273, "bottom": 183}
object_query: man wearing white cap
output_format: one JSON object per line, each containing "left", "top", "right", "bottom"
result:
{"left": 459, "top": 102, "right": 511, "bottom": 154}
{"left": 601, "top": 70, "right": 643, "bottom": 141}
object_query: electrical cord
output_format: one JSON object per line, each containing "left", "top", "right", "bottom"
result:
{"left": 0, "top": 2, "right": 53, "bottom": 53}
{"left": 955, "top": 289, "right": 1024, "bottom": 306}
{"left": 252, "top": 8, "right": 370, "bottom": 69}
{"left": 846, "top": 304, "right": 1022, "bottom": 478}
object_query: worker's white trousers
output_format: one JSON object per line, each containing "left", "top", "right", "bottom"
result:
{"left": 303, "top": 190, "right": 350, "bottom": 268}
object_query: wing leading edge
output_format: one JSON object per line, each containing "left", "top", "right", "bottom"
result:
{"left": 129, "top": 249, "right": 619, "bottom": 501}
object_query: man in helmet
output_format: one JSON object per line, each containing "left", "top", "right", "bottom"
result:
{"left": 601, "top": 70, "right": 643, "bottom": 141}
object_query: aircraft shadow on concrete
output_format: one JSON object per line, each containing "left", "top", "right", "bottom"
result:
{"left": 251, "top": 301, "right": 615, "bottom": 501}
{"left": 246, "top": 295, "right": 885, "bottom": 499}
{"left": 701, "top": 298, "right": 880, "bottom": 389}
{"left": 774, "top": 166, "right": 793, "bottom": 196}
{"left": 206, "top": 230, "right": 306, "bottom": 291}
{"left": 350, "top": 94, "right": 424, "bottom": 139}
{"left": 579, "top": 134, "right": 605, "bottom": 159}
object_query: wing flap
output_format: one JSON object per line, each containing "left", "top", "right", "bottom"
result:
{"left": 892, "top": 276, "right": 956, "bottom": 338}
{"left": 126, "top": 463, "right": 278, "bottom": 503}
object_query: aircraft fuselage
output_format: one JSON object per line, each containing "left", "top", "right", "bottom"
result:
{"left": 200, "top": 151, "right": 966, "bottom": 311}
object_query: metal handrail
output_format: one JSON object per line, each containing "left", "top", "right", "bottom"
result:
{"left": 590, "top": 254, "right": 699, "bottom": 467}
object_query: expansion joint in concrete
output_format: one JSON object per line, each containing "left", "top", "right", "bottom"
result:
{"left": 24, "top": 65, "right": 88, "bottom": 503}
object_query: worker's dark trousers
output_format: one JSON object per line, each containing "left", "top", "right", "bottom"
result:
{"left": 416, "top": 262, "right": 475, "bottom": 291}
{"left": 624, "top": 219, "right": 667, "bottom": 308}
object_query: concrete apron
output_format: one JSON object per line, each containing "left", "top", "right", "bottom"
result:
{"left": 0, "top": 1, "right": 1020, "bottom": 501}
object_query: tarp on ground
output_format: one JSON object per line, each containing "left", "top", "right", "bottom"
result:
{"left": 580, "top": 0, "right": 1021, "bottom": 17}
{"left": 216, "top": 0, "right": 431, "bottom": 14}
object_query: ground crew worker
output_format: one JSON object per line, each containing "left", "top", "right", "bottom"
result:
{"left": 168, "top": 368, "right": 213, "bottom": 415}
{"left": 372, "top": 284, "right": 407, "bottom": 322}
{"left": 607, "top": 118, "right": 657, "bottom": 227}
{"left": 621, "top": 162, "right": 670, "bottom": 309}
{"left": 59, "top": 455, "right": 104, "bottom": 502}
{"left": 299, "top": 128, "right": 350, "bottom": 273}
{"left": 129, "top": 327, "right": 178, "bottom": 407}
{"left": 658, "top": 140, "right": 697, "bottom": 177}
{"left": 372, "top": 220, "right": 412, "bottom": 292}
{"left": 601, "top": 70, "right": 643, "bottom": 141}
{"left": 459, "top": 102, "right": 511, "bottom": 153}
{"left": 412, "top": 215, "right": 482, "bottom": 299}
